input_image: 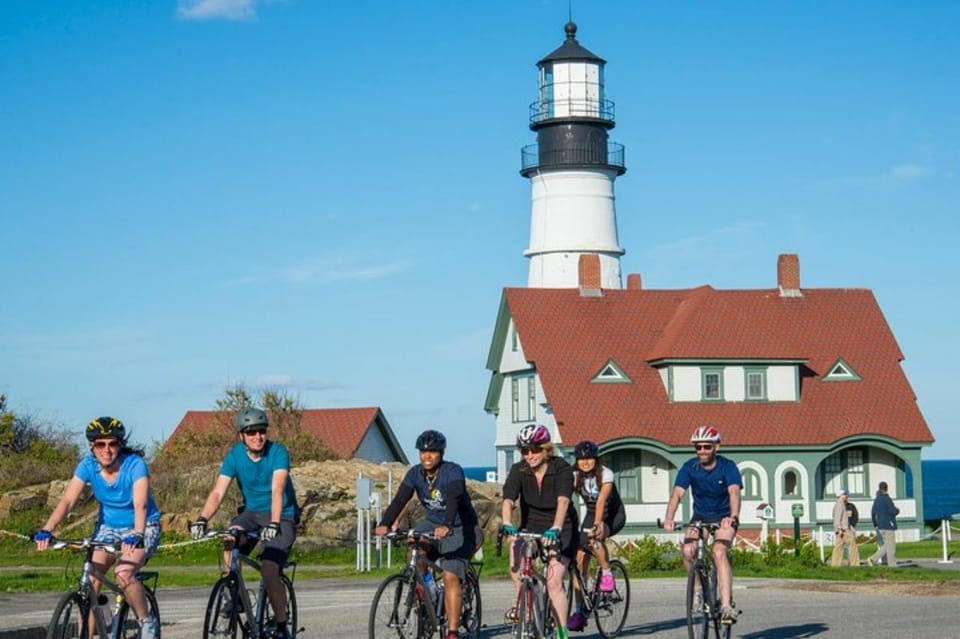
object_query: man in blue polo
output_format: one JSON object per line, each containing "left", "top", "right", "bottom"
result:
{"left": 375, "top": 429, "right": 480, "bottom": 639}
{"left": 663, "top": 425, "right": 742, "bottom": 625}
{"left": 191, "top": 407, "right": 299, "bottom": 639}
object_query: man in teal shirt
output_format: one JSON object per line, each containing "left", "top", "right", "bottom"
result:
{"left": 191, "top": 407, "right": 299, "bottom": 639}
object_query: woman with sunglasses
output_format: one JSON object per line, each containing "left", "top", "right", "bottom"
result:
{"left": 501, "top": 424, "right": 579, "bottom": 639}
{"left": 34, "top": 416, "right": 162, "bottom": 639}
{"left": 663, "top": 425, "right": 742, "bottom": 625}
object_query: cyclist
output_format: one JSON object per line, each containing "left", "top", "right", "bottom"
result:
{"left": 567, "top": 439, "right": 626, "bottom": 632}
{"left": 501, "top": 424, "right": 579, "bottom": 639}
{"left": 663, "top": 425, "right": 743, "bottom": 625}
{"left": 190, "top": 407, "right": 299, "bottom": 639}
{"left": 374, "top": 429, "right": 480, "bottom": 639}
{"left": 34, "top": 417, "right": 162, "bottom": 639}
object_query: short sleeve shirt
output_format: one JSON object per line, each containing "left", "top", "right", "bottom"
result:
{"left": 674, "top": 455, "right": 743, "bottom": 521}
{"left": 573, "top": 465, "right": 625, "bottom": 521}
{"left": 219, "top": 441, "right": 298, "bottom": 519}
{"left": 502, "top": 457, "right": 578, "bottom": 533}
{"left": 400, "top": 461, "right": 478, "bottom": 528}
{"left": 74, "top": 453, "right": 161, "bottom": 528}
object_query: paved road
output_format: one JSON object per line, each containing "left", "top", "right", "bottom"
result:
{"left": 2, "top": 572, "right": 956, "bottom": 639}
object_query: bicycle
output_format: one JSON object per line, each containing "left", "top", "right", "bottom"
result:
{"left": 660, "top": 519, "right": 737, "bottom": 639}
{"left": 497, "top": 529, "right": 565, "bottom": 639}
{"left": 368, "top": 529, "right": 482, "bottom": 639}
{"left": 45, "top": 536, "right": 161, "bottom": 639}
{"left": 565, "top": 529, "right": 630, "bottom": 638}
{"left": 201, "top": 529, "right": 300, "bottom": 639}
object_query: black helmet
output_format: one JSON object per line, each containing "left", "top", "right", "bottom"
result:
{"left": 86, "top": 416, "right": 127, "bottom": 443}
{"left": 574, "top": 440, "right": 600, "bottom": 460}
{"left": 235, "top": 407, "right": 269, "bottom": 432}
{"left": 415, "top": 429, "right": 447, "bottom": 452}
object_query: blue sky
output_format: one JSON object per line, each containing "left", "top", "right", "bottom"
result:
{"left": 2, "top": 1, "right": 958, "bottom": 463}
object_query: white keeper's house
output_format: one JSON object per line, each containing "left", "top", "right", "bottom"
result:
{"left": 484, "top": 23, "right": 934, "bottom": 541}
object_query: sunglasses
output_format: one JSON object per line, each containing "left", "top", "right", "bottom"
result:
{"left": 520, "top": 446, "right": 543, "bottom": 456}
{"left": 243, "top": 429, "right": 268, "bottom": 437}
{"left": 92, "top": 440, "right": 120, "bottom": 450}
{"left": 694, "top": 444, "right": 715, "bottom": 451}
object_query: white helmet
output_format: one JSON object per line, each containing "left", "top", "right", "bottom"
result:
{"left": 690, "top": 425, "right": 721, "bottom": 443}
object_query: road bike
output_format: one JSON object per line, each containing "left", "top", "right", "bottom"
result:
{"left": 201, "top": 529, "right": 300, "bottom": 639}
{"left": 497, "top": 529, "right": 563, "bottom": 639}
{"left": 45, "top": 536, "right": 161, "bottom": 639}
{"left": 661, "top": 519, "right": 737, "bottom": 639}
{"left": 368, "top": 529, "right": 482, "bottom": 639}
{"left": 565, "top": 529, "right": 630, "bottom": 638}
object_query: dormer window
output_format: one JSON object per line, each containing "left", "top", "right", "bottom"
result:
{"left": 591, "top": 360, "right": 631, "bottom": 384}
{"left": 824, "top": 358, "right": 861, "bottom": 381}
{"left": 702, "top": 368, "right": 723, "bottom": 401}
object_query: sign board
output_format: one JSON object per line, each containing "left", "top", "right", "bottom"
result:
{"left": 356, "top": 478, "right": 373, "bottom": 509}
{"left": 791, "top": 503, "right": 804, "bottom": 518}
{"left": 756, "top": 503, "right": 774, "bottom": 520}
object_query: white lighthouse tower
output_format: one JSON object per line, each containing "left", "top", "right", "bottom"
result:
{"left": 522, "top": 22, "right": 626, "bottom": 289}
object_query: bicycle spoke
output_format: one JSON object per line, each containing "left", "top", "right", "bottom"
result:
{"left": 369, "top": 573, "right": 422, "bottom": 639}
{"left": 593, "top": 559, "right": 630, "bottom": 638}
{"left": 686, "top": 566, "right": 711, "bottom": 639}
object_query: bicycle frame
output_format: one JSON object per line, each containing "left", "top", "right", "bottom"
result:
{"left": 206, "top": 529, "right": 275, "bottom": 637}
{"left": 499, "top": 530, "right": 557, "bottom": 638}
{"left": 391, "top": 530, "right": 443, "bottom": 631}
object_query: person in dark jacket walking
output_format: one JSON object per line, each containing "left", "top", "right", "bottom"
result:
{"left": 868, "top": 481, "right": 900, "bottom": 566}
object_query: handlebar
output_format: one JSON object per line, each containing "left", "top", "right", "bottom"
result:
{"left": 495, "top": 528, "right": 557, "bottom": 557}
{"left": 203, "top": 528, "right": 261, "bottom": 541}
{"left": 383, "top": 529, "right": 440, "bottom": 543}
{"left": 657, "top": 518, "right": 722, "bottom": 533}
{"left": 44, "top": 537, "right": 119, "bottom": 554}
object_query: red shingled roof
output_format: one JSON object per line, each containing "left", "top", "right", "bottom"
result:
{"left": 167, "top": 407, "right": 397, "bottom": 460}
{"left": 503, "top": 286, "right": 933, "bottom": 448}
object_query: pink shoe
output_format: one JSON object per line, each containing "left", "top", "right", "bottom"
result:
{"left": 600, "top": 572, "right": 615, "bottom": 592}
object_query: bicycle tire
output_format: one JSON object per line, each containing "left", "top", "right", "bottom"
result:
{"left": 594, "top": 559, "right": 630, "bottom": 638}
{"left": 458, "top": 567, "right": 482, "bottom": 638}
{"left": 256, "top": 573, "right": 297, "bottom": 638}
{"left": 47, "top": 591, "right": 109, "bottom": 639}
{"left": 203, "top": 575, "right": 251, "bottom": 639}
{"left": 686, "top": 565, "right": 711, "bottom": 639}
{"left": 368, "top": 573, "right": 423, "bottom": 639}
{"left": 115, "top": 586, "right": 162, "bottom": 638}
{"left": 516, "top": 580, "right": 543, "bottom": 639}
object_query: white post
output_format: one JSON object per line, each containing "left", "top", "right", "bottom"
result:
{"left": 366, "top": 508, "right": 372, "bottom": 572}
{"left": 939, "top": 520, "right": 954, "bottom": 564}
{"left": 775, "top": 528, "right": 781, "bottom": 545}
{"left": 818, "top": 525, "right": 826, "bottom": 564}
{"left": 387, "top": 469, "right": 394, "bottom": 568}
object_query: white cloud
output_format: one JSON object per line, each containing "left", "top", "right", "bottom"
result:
{"left": 250, "top": 374, "right": 343, "bottom": 392}
{"left": 226, "top": 255, "right": 411, "bottom": 287}
{"left": 177, "top": 0, "right": 256, "bottom": 21}
{"left": 834, "top": 163, "right": 932, "bottom": 188}
{"left": 890, "top": 164, "right": 930, "bottom": 180}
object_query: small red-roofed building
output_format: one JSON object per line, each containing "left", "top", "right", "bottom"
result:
{"left": 168, "top": 407, "right": 408, "bottom": 464}
{"left": 485, "top": 254, "right": 934, "bottom": 540}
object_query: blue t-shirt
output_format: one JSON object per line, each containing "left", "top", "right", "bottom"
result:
{"left": 674, "top": 455, "right": 743, "bottom": 521}
{"left": 74, "top": 453, "right": 161, "bottom": 529}
{"left": 219, "top": 441, "right": 298, "bottom": 519}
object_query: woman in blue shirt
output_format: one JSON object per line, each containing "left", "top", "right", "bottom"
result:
{"left": 35, "top": 417, "right": 162, "bottom": 639}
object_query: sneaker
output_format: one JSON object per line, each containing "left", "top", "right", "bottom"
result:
{"left": 720, "top": 605, "right": 738, "bottom": 625}
{"left": 567, "top": 611, "right": 586, "bottom": 631}
{"left": 505, "top": 607, "right": 519, "bottom": 624}
{"left": 272, "top": 627, "right": 292, "bottom": 639}
{"left": 599, "top": 572, "right": 615, "bottom": 592}
{"left": 139, "top": 615, "right": 160, "bottom": 639}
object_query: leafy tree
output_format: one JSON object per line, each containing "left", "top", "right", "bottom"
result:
{"left": 0, "top": 397, "right": 80, "bottom": 492}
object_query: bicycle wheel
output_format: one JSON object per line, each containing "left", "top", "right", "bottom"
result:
{"left": 594, "top": 559, "right": 630, "bottom": 638}
{"left": 115, "top": 587, "right": 162, "bottom": 638}
{"left": 458, "top": 568, "right": 482, "bottom": 638}
{"left": 515, "top": 581, "right": 544, "bottom": 639}
{"left": 47, "top": 591, "right": 109, "bottom": 639}
{"left": 203, "top": 576, "right": 250, "bottom": 639}
{"left": 368, "top": 573, "right": 423, "bottom": 639}
{"left": 686, "top": 565, "right": 710, "bottom": 639}
{"left": 256, "top": 574, "right": 297, "bottom": 638}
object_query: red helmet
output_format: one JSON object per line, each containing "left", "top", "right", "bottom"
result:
{"left": 690, "top": 425, "right": 721, "bottom": 444}
{"left": 516, "top": 424, "right": 551, "bottom": 448}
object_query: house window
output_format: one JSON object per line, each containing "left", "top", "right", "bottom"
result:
{"left": 783, "top": 470, "right": 800, "bottom": 497}
{"left": 741, "top": 469, "right": 761, "bottom": 499}
{"left": 504, "top": 449, "right": 516, "bottom": 470}
{"left": 511, "top": 326, "right": 518, "bottom": 352}
{"left": 702, "top": 369, "right": 723, "bottom": 400}
{"left": 745, "top": 369, "right": 767, "bottom": 400}
{"left": 511, "top": 375, "right": 536, "bottom": 422}
{"left": 609, "top": 451, "right": 640, "bottom": 503}
{"left": 823, "top": 358, "right": 861, "bottom": 381}
{"left": 823, "top": 449, "right": 867, "bottom": 497}
{"left": 591, "top": 360, "right": 632, "bottom": 384}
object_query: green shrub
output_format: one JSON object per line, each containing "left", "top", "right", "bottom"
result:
{"left": 621, "top": 535, "right": 683, "bottom": 573}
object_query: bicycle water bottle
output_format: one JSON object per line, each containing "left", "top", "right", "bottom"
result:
{"left": 423, "top": 570, "right": 439, "bottom": 605}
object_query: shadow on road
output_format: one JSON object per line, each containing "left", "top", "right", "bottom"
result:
{"left": 477, "top": 618, "right": 689, "bottom": 637}
{"left": 741, "top": 623, "right": 829, "bottom": 638}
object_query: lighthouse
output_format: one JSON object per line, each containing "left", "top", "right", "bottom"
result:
{"left": 521, "top": 22, "right": 626, "bottom": 289}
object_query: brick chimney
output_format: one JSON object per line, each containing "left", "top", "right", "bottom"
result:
{"left": 579, "top": 254, "right": 602, "bottom": 297}
{"left": 626, "top": 273, "right": 642, "bottom": 290}
{"left": 778, "top": 254, "right": 802, "bottom": 297}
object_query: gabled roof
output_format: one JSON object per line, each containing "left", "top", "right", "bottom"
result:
{"left": 167, "top": 407, "right": 408, "bottom": 463}
{"left": 489, "top": 286, "right": 933, "bottom": 449}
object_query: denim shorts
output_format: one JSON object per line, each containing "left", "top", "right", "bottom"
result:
{"left": 92, "top": 521, "right": 162, "bottom": 559}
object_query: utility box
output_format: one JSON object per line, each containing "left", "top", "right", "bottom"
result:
{"left": 356, "top": 478, "right": 373, "bottom": 509}
{"left": 791, "top": 503, "right": 804, "bottom": 518}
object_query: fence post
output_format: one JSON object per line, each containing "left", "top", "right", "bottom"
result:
{"left": 939, "top": 520, "right": 954, "bottom": 564}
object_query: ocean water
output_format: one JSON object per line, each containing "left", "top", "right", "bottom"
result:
{"left": 469, "top": 462, "right": 960, "bottom": 522}
{"left": 922, "top": 460, "right": 960, "bottom": 521}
